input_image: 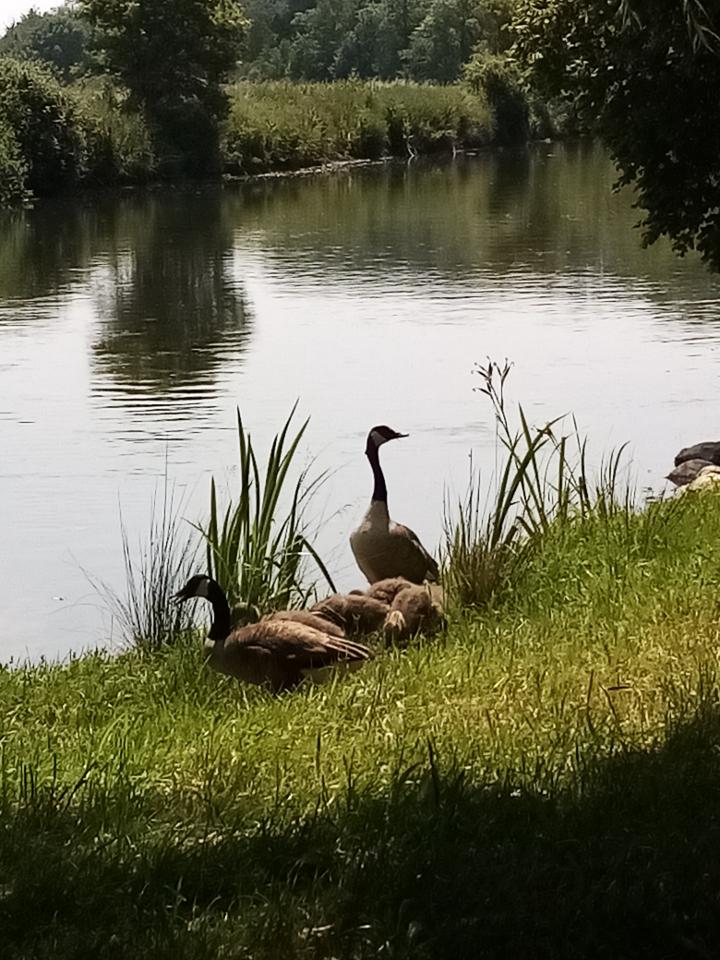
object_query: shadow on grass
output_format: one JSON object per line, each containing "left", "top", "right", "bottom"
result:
{"left": 3, "top": 705, "right": 720, "bottom": 959}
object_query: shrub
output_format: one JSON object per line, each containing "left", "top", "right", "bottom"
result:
{"left": 223, "top": 80, "right": 493, "bottom": 173}
{"left": 0, "top": 118, "right": 28, "bottom": 204}
{"left": 0, "top": 56, "right": 86, "bottom": 193}
{"left": 71, "top": 79, "right": 156, "bottom": 184}
{"left": 464, "top": 52, "right": 530, "bottom": 144}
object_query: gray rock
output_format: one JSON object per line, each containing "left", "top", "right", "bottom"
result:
{"left": 666, "top": 458, "right": 716, "bottom": 486}
{"left": 674, "top": 441, "right": 720, "bottom": 467}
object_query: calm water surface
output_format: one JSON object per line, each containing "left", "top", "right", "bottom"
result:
{"left": 3, "top": 143, "right": 720, "bottom": 662}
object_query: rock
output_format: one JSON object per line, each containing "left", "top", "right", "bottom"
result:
{"left": 686, "top": 470, "right": 720, "bottom": 493}
{"left": 666, "top": 458, "right": 716, "bottom": 486}
{"left": 674, "top": 441, "right": 720, "bottom": 467}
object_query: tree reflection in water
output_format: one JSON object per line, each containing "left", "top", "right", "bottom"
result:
{"left": 90, "top": 189, "right": 251, "bottom": 403}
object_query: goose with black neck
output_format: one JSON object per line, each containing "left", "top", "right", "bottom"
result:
{"left": 350, "top": 425, "right": 439, "bottom": 585}
{"left": 172, "top": 575, "right": 373, "bottom": 692}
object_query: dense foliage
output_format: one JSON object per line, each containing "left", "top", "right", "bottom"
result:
{"left": 0, "top": 7, "right": 92, "bottom": 79}
{"left": 512, "top": 0, "right": 720, "bottom": 269}
{"left": 224, "top": 80, "right": 492, "bottom": 173}
{"left": 0, "top": 57, "right": 86, "bottom": 195}
{"left": 244, "top": 0, "right": 514, "bottom": 81}
{"left": 79, "top": 0, "right": 248, "bottom": 173}
{"left": 3, "top": 0, "right": 516, "bottom": 84}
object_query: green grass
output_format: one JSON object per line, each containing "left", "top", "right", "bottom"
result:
{"left": 223, "top": 80, "right": 493, "bottom": 175}
{"left": 4, "top": 487, "right": 720, "bottom": 958}
{"left": 443, "top": 360, "right": 637, "bottom": 610}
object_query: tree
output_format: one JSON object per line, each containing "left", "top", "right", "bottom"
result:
{"left": 512, "top": 0, "right": 720, "bottom": 270}
{"left": 404, "top": 0, "right": 508, "bottom": 82}
{"left": 333, "top": 2, "right": 405, "bottom": 78}
{"left": 287, "top": 0, "right": 359, "bottom": 79}
{"left": 0, "top": 7, "right": 92, "bottom": 80}
{"left": 79, "top": 0, "right": 247, "bottom": 173}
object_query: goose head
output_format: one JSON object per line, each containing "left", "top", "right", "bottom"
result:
{"left": 172, "top": 574, "right": 223, "bottom": 604}
{"left": 365, "top": 425, "right": 408, "bottom": 456}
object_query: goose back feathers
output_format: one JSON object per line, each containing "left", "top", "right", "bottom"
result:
{"left": 382, "top": 582, "right": 445, "bottom": 644}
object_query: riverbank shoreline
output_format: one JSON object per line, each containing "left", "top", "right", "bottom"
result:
{"left": 1, "top": 75, "right": 509, "bottom": 207}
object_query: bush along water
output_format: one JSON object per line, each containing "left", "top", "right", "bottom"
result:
{"left": 0, "top": 58, "right": 156, "bottom": 203}
{"left": 0, "top": 71, "right": 513, "bottom": 204}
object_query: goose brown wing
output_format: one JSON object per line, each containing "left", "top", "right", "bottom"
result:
{"left": 226, "top": 620, "right": 372, "bottom": 666}
{"left": 389, "top": 523, "right": 440, "bottom": 581}
{"left": 262, "top": 609, "right": 346, "bottom": 638}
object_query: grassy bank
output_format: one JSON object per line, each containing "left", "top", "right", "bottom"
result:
{"left": 0, "top": 65, "right": 498, "bottom": 204}
{"left": 223, "top": 81, "right": 493, "bottom": 175}
{"left": 3, "top": 486, "right": 720, "bottom": 958}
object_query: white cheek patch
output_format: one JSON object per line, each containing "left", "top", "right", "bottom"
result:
{"left": 196, "top": 577, "right": 211, "bottom": 599}
{"left": 370, "top": 429, "right": 387, "bottom": 447}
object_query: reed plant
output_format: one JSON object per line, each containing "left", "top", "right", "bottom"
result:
{"left": 223, "top": 80, "right": 492, "bottom": 175}
{"left": 444, "top": 360, "right": 643, "bottom": 608}
{"left": 198, "top": 406, "right": 334, "bottom": 620}
{"left": 89, "top": 483, "right": 197, "bottom": 650}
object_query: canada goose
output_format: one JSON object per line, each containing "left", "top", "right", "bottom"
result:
{"left": 666, "top": 458, "right": 716, "bottom": 487}
{"left": 350, "top": 425, "right": 439, "bottom": 585}
{"left": 172, "top": 575, "right": 372, "bottom": 692}
{"left": 382, "top": 583, "right": 446, "bottom": 644}
{"left": 311, "top": 592, "right": 390, "bottom": 635}
{"left": 261, "top": 609, "right": 346, "bottom": 638}
{"left": 675, "top": 441, "right": 720, "bottom": 467}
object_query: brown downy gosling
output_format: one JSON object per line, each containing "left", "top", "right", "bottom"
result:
{"left": 364, "top": 576, "right": 416, "bottom": 605}
{"left": 383, "top": 583, "right": 446, "bottom": 644}
{"left": 350, "top": 425, "right": 439, "bottom": 585}
{"left": 173, "top": 575, "right": 372, "bottom": 692}
{"left": 311, "top": 592, "right": 390, "bottom": 635}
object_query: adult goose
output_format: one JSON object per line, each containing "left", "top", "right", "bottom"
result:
{"left": 172, "top": 575, "right": 373, "bottom": 692}
{"left": 350, "top": 425, "right": 439, "bottom": 585}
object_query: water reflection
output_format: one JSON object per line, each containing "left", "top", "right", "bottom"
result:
{"left": 90, "top": 190, "right": 251, "bottom": 404}
{"left": 220, "top": 143, "right": 720, "bottom": 321}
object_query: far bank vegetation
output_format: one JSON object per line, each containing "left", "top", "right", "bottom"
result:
{"left": 0, "top": 0, "right": 536, "bottom": 203}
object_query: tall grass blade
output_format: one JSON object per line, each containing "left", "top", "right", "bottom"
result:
{"left": 197, "top": 408, "right": 333, "bottom": 619}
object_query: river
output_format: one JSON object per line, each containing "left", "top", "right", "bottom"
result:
{"left": 2, "top": 142, "right": 720, "bottom": 662}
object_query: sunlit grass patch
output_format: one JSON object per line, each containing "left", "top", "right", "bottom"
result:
{"left": 223, "top": 79, "right": 492, "bottom": 175}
